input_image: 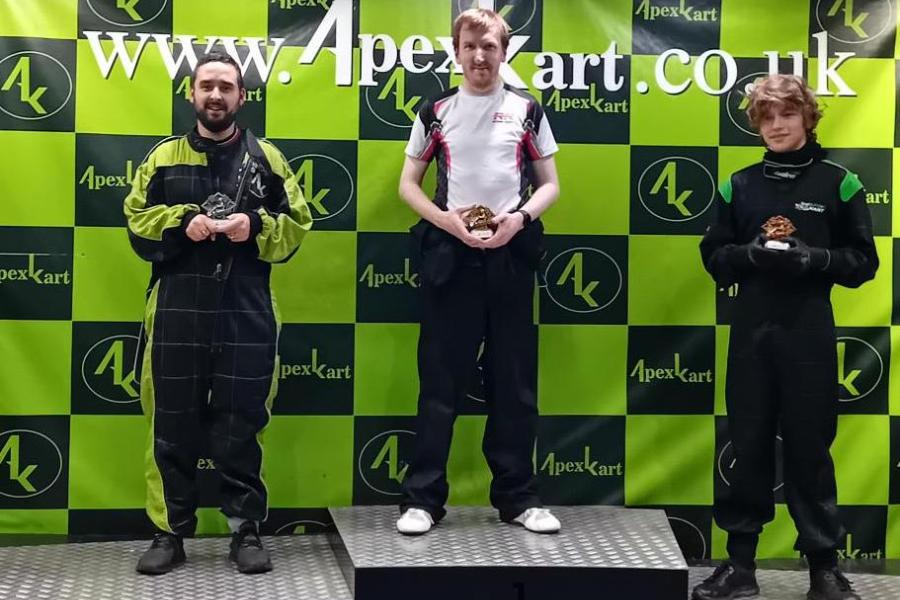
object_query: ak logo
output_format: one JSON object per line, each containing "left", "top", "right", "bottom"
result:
{"left": 718, "top": 436, "right": 784, "bottom": 492}
{"left": 365, "top": 63, "right": 445, "bottom": 129}
{"left": 85, "top": 0, "right": 169, "bottom": 27}
{"left": 0, "top": 430, "right": 63, "bottom": 499}
{"left": 726, "top": 72, "right": 765, "bottom": 137}
{"left": 288, "top": 154, "right": 354, "bottom": 222}
{"left": 457, "top": 0, "right": 538, "bottom": 35}
{"left": 668, "top": 516, "right": 708, "bottom": 560}
{"left": 836, "top": 336, "right": 883, "bottom": 402}
{"left": 637, "top": 157, "right": 715, "bottom": 222}
{"left": 358, "top": 429, "right": 415, "bottom": 496}
{"left": 274, "top": 520, "right": 332, "bottom": 535}
{"left": 543, "top": 247, "right": 622, "bottom": 313}
{"left": 81, "top": 334, "right": 141, "bottom": 404}
{"left": 0, "top": 51, "right": 72, "bottom": 121}
{"left": 816, "top": 0, "right": 893, "bottom": 44}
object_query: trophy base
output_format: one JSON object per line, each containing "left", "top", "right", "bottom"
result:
{"left": 471, "top": 228, "right": 494, "bottom": 240}
{"left": 764, "top": 240, "right": 790, "bottom": 251}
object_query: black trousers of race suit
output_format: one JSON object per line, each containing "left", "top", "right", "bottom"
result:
{"left": 143, "top": 270, "right": 277, "bottom": 537}
{"left": 401, "top": 222, "right": 543, "bottom": 523}
{"left": 718, "top": 303, "right": 844, "bottom": 567}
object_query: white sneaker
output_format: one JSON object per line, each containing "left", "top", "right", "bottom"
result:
{"left": 396, "top": 508, "right": 434, "bottom": 535}
{"left": 512, "top": 507, "right": 561, "bottom": 533}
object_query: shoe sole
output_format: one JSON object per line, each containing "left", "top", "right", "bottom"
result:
{"left": 135, "top": 557, "right": 186, "bottom": 576}
{"left": 692, "top": 587, "right": 759, "bottom": 600}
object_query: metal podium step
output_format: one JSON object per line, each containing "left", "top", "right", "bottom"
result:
{"left": 328, "top": 505, "right": 688, "bottom": 600}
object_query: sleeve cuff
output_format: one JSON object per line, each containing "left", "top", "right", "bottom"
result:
{"left": 180, "top": 210, "right": 201, "bottom": 239}
{"left": 247, "top": 211, "right": 263, "bottom": 238}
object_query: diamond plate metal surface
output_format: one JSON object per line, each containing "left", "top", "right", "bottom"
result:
{"left": 0, "top": 536, "right": 352, "bottom": 600}
{"left": 330, "top": 505, "right": 688, "bottom": 570}
{"left": 688, "top": 567, "right": 900, "bottom": 600}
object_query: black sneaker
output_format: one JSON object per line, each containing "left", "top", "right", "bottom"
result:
{"left": 136, "top": 532, "right": 186, "bottom": 575}
{"left": 229, "top": 521, "right": 272, "bottom": 574}
{"left": 807, "top": 567, "right": 861, "bottom": 600}
{"left": 692, "top": 561, "right": 760, "bottom": 599}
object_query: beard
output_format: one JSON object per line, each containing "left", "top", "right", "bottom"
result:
{"left": 194, "top": 100, "right": 237, "bottom": 133}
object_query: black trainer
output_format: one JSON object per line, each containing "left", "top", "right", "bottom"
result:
{"left": 229, "top": 521, "right": 273, "bottom": 574}
{"left": 807, "top": 567, "right": 861, "bottom": 600}
{"left": 692, "top": 561, "right": 760, "bottom": 600}
{"left": 136, "top": 532, "right": 186, "bottom": 575}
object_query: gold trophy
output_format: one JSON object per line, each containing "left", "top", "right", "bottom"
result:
{"left": 463, "top": 206, "right": 497, "bottom": 240}
{"left": 761, "top": 215, "right": 796, "bottom": 251}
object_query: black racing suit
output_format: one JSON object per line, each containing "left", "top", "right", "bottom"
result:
{"left": 124, "top": 127, "right": 312, "bottom": 536}
{"left": 699, "top": 142, "right": 878, "bottom": 568}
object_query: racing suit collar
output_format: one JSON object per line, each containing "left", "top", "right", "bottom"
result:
{"left": 188, "top": 125, "right": 243, "bottom": 153}
{"left": 763, "top": 141, "right": 827, "bottom": 181}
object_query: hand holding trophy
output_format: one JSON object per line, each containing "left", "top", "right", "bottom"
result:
{"left": 761, "top": 215, "right": 796, "bottom": 251}
{"left": 463, "top": 205, "right": 497, "bottom": 240}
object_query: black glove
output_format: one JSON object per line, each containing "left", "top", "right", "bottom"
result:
{"left": 780, "top": 236, "right": 830, "bottom": 275}
{"left": 744, "top": 235, "right": 787, "bottom": 271}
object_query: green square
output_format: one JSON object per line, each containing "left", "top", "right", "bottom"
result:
{"left": 354, "top": 323, "right": 418, "bottom": 415}
{"left": 711, "top": 504, "right": 800, "bottom": 560}
{"left": 69, "top": 415, "right": 145, "bottom": 509}
{"left": 542, "top": 0, "right": 632, "bottom": 54}
{"left": 447, "top": 415, "right": 492, "bottom": 506}
{"left": 719, "top": 0, "right": 808, "bottom": 57}
{"left": 266, "top": 47, "right": 359, "bottom": 140}
{"left": 264, "top": 415, "right": 353, "bottom": 507}
{"left": 625, "top": 415, "right": 714, "bottom": 505}
{"left": 0, "top": 131, "right": 74, "bottom": 227}
{"left": 359, "top": 0, "right": 450, "bottom": 41}
{"left": 832, "top": 237, "right": 892, "bottom": 327}
{"left": 891, "top": 328, "right": 900, "bottom": 416}
{"left": 75, "top": 40, "right": 172, "bottom": 135}
{"left": 173, "top": 0, "right": 267, "bottom": 38}
{"left": 630, "top": 55, "right": 719, "bottom": 146}
{"left": 538, "top": 325, "right": 627, "bottom": 415}
{"left": 628, "top": 235, "right": 716, "bottom": 325}
{"left": 0, "top": 1, "right": 76, "bottom": 38}
{"left": 270, "top": 231, "right": 356, "bottom": 323}
{"left": 0, "top": 510, "right": 68, "bottom": 534}
{"left": 357, "top": 140, "right": 424, "bottom": 232}
{"left": 811, "top": 58, "right": 895, "bottom": 149}
{"left": 719, "top": 146, "right": 764, "bottom": 183}
{"left": 833, "top": 415, "right": 889, "bottom": 505}
{"left": 0, "top": 321, "right": 71, "bottom": 415}
{"left": 888, "top": 505, "right": 900, "bottom": 559}
{"left": 73, "top": 227, "right": 151, "bottom": 322}
{"left": 715, "top": 325, "right": 729, "bottom": 416}
{"left": 542, "top": 144, "right": 629, "bottom": 236}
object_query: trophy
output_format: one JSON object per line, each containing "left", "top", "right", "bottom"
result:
{"left": 202, "top": 192, "right": 237, "bottom": 220}
{"left": 760, "top": 215, "right": 796, "bottom": 251}
{"left": 463, "top": 205, "right": 497, "bottom": 240}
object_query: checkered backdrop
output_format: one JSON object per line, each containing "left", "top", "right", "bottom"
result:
{"left": 0, "top": 0, "right": 897, "bottom": 561}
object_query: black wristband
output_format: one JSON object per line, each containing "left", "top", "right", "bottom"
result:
{"left": 515, "top": 208, "right": 532, "bottom": 226}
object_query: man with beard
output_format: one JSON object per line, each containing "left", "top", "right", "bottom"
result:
{"left": 124, "top": 52, "right": 312, "bottom": 574}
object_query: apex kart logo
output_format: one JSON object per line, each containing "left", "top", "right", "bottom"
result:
{"left": 271, "top": 0, "right": 331, "bottom": 9}
{"left": 81, "top": 335, "right": 141, "bottom": 404}
{"left": 358, "top": 430, "right": 415, "bottom": 496}
{"left": 634, "top": 0, "right": 719, "bottom": 22}
{"left": 365, "top": 64, "right": 445, "bottom": 129}
{"left": 543, "top": 247, "right": 622, "bottom": 313}
{"left": 637, "top": 157, "right": 715, "bottom": 222}
{"left": 836, "top": 336, "right": 883, "bottom": 402}
{"left": 0, "top": 253, "right": 71, "bottom": 286}
{"left": 0, "top": 51, "right": 72, "bottom": 120}
{"left": 359, "top": 258, "right": 419, "bottom": 289}
{"left": 539, "top": 446, "right": 623, "bottom": 477}
{"left": 85, "top": 0, "right": 168, "bottom": 26}
{"left": 816, "top": 0, "right": 893, "bottom": 43}
{"left": 629, "top": 353, "right": 712, "bottom": 383}
{"left": 0, "top": 430, "right": 64, "bottom": 498}
{"left": 279, "top": 347, "right": 351, "bottom": 380}
{"left": 289, "top": 154, "right": 354, "bottom": 221}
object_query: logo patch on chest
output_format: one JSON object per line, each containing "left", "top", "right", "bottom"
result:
{"left": 249, "top": 171, "right": 267, "bottom": 198}
{"left": 492, "top": 112, "right": 514, "bottom": 123}
{"left": 794, "top": 201, "right": 825, "bottom": 213}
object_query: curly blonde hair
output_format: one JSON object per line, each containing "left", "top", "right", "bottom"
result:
{"left": 452, "top": 8, "right": 511, "bottom": 52}
{"left": 746, "top": 74, "right": 822, "bottom": 139}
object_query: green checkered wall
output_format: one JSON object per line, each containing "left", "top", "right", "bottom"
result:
{"left": 0, "top": 0, "right": 898, "bottom": 560}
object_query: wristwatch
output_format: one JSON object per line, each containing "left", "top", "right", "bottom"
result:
{"left": 515, "top": 208, "right": 532, "bottom": 226}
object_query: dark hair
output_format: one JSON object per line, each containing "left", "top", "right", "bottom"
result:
{"left": 191, "top": 51, "right": 244, "bottom": 90}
